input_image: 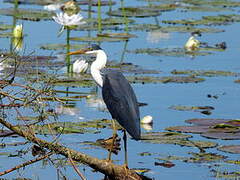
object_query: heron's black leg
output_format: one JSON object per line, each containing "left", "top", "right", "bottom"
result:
{"left": 107, "top": 119, "right": 117, "bottom": 161}
{"left": 123, "top": 129, "right": 128, "bottom": 168}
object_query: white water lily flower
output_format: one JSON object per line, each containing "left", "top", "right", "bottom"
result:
{"left": 141, "top": 115, "right": 153, "bottom": 124}
{"left": 12, "top": 37, "right": 23, "bottom": 51}
{"left": 44, "top": 3, "right": 62, "bottom": 11}
{"left": 73, "top": 59, "right": 88, "bottom": 73}
{"left": 53, "top": 12, "right": 85, "bottom": 26}
{"left": 13, "top": 24, "right": 23, "bottom": 38}
{"left": 184, "top": 36, "right": 200, "bottom": 51}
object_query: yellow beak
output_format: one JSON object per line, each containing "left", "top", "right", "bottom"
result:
{"left": 67, "top": 49, "right": 88, "bottom": 55}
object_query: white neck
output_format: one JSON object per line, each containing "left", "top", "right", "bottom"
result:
{"left": 90, "top": 50, "right": 107, "bottom": 87}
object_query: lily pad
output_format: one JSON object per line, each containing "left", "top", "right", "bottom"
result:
{"left": 0, "top": 32, "right": 12, "bottom": 38}
{"left": 212, "top": 170, "right": 240, "bottom": 179}
{"left": 166, "top": 125, "right": 211, "bottom": 134}
{"left": 97, "top": 33, "right": 137, "bottom": 39}
{"left": 4, "top": 0, "right": 116, "bottom": 6}
{"left": 169, "top": 105, "right": 214, "bottom": 111}
{"left": 0, "top": 24, "right": 12, "bottom": 31}
{"left": 185, "top": 0, "right": 240, "bottom": 7}
{"left": 128, "top": 47, "right": 212, "bottom": 57}
{"left": 70, "top": 36, "right": 128, "bottom": 42}
{"left": 40, "top": 43, "right": 86, "bottom": 51}
{"left": 182, "top": 5, "right": 231, "bottom": 12}
{"left": 141, "top": 132, "right": 217, "bottom": 148}
{"left": 160, "top": 26, "right": 224, "bottom": 33}
{"left": 185, "top": 118, "right": 237, "bottom": 126}
{"left": 141, "top": 132, "right": 192, "bottom": 141}
{"left": 0, "top": 8, "right": 54, "bottom": 21}
{"left": 127, "top": 76, "right": 205, "bottom": 84}
{"left": 201, "top": 132, "right": 240, "bottom": 140}
{"left": 218, "top": 145, "right": 240, "bottom": 154}
{"left": 32, "top": 119, "right": 111, "bottom": 135}
{"left": 172, "top": 70, "right": 240, "bottom": 77}
{"left": 146, "top": 4, "right": 177, "bottom": 11}
{"left": 185, "top": 152, "right": 226, "bottom": 163}
{"left": 162, "top": 14, "right": 240, "bottom": 26}
{"left": 107, "top": 7, "right": 161, "bottom": 17}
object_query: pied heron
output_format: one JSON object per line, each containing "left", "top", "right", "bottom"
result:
{"left": 68, "top": 44, "right": 141, "bottom": 166}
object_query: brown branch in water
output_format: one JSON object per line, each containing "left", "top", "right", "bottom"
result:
{"left": 68, "top": 151, "right": 87, "bottom": 180}
{"left": 0, "top": 117, "right": 142, "bottom": 180}
{"left": 0, "top": 151, "right": 54, "bottom": 176}
{"left": 0, "top": 90, "right": 24, "bottom": 101}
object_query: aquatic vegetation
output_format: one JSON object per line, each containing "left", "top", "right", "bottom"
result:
{"left": 166, "top": 119, "right": 240, "bottom": 140}
{"left": 171, "top": 70, "right": 240, "bottom": 77}
{"left": 0, "top": 8, "right": 54, "bottom": 21}
{"left": 108, "top": 7, "right": 161, "bottom": 17}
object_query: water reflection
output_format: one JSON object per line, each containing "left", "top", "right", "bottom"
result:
{"left": 146, "top": 31, "right": 170, "bottom": 44}
{"left": 55, "top": 104, "right": 81, "bottom": 116}
{"left": 86, "top": 94, "right": 106, "bottom": 112}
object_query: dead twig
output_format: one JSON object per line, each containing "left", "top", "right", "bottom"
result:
{"left": 0, "top": 117, "right": 142, "bottom": 180}
{"left": 68, "top": 151, "right": 87, "bottom": 180}
{"left": 0, "top": 151, "right": 54, "bottom": 176}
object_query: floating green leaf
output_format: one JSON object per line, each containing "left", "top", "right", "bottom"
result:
{"left": 169, "top": 105, "right": 214, "bottom": 111}
{"left": 185, "top": 0, "right": 240, "bottom": 7}
{"left": 40, "top": 44, "right": 86, "bottom": 51}
{"left": 163, "top": 14, "right": 240, "bottom": 26}
{"left": 160, "top": 26, "right": 224, "bottom": 33}
{"left": 212, "top": 170, "right": 240, "bottom": 179}
{"left": 33, "top": 119, "right": 111, "bottom": 135}
{"left": 185, "top": 152, "right": 226, "bottom": 163}
{"left": 218, "top": 145, "right": 240, "bottom": 154}
{"left": 128, "top": 47, "right": 212, "bottom": 57}
{"left": 0, "top": 24, "right": 12, "bottom": 31}
{"left": 201, "top": 132, "right": 240, "bottom": 140}
{"left": 107, "top": 7, "right": 161, "bottom": 17}
{"left": 141, "top": 132, "right": 217, "bottom": 148}
{"left": 127, "top": 75, "right": 205, "bottom": 84}
{"left": 70, "top": 36, "right": 128, "bottom": 42}
{"left": 172, "top": 70, "right": 240, "bottom": 77}
{"left": 166, "top": 125, "right": 211, "bottom": 134}
{"left": 185, "top": 118, "right": 233, "bottom": 126}
{"left": 0, "top": 8, "right": 54, "bottom": 21}
{"left": 4, "top": 0, "right": 116, "bottom": 6}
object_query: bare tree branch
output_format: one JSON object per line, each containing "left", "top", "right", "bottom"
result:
{"left": 0, "top": 117, "right": 142, "bottom": 180}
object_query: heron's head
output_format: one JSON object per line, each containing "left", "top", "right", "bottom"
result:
{"left": 68, "top": 44, "right": 102, "bottom": 56}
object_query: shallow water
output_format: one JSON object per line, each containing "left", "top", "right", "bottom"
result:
{"left": 1, "top": 0, "right": 240, "bottom": 179}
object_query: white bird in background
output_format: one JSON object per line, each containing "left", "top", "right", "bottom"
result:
{"left": 73, "top": 59, "right": 88, "bottom": 73}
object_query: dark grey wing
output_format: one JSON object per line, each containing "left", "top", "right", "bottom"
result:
{"left": 102, "top": 70, "right": 140, "bottom": 140}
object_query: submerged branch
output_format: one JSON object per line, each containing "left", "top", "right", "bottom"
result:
{"left": 0, "top": 117, "right": 142, "bottom": 180}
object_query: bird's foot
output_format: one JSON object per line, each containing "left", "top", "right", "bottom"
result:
{"left": 96, "top": 135, "right": 121, "bottom": 155}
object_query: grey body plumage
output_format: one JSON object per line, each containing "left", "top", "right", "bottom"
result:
{"left": 102, "top": 70, "right": 140, "bottom": 140}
